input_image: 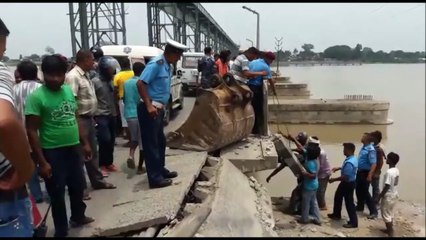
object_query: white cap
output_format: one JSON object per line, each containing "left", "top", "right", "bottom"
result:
{"left": 166, "top": 39, "right": 189, "bottom": 50}
{"left": 308, "top": 136, "right": 320, "bottom": 145}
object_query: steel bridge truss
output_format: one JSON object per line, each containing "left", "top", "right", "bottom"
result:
{"left": 147, "top": 3, "right": 239, "bottom": 55}
{"left": 68, "top": 3, "right": 127, "bottom": 57}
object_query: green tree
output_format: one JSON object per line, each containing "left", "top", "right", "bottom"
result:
{"left": 1, "top": 56, "right": 9, "bottom": 62}
{"left": 27, "top": 54, "right": 41, "bottom": 61}
{"left": 293, "top": 48, "right": 299, "bottom": 56}
{"left": 323, "top": 45, "right": 352, "bottom": 60}
{"left": 301, "top": 43, "right": 314, "bottom": 52}
{"left": 45, "top": 46, "right": 55, "bottom": 55}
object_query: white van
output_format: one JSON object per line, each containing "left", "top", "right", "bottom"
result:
{"left": 176, "top": 52, "right": 204, "bottom": 94}
{"left": 101, "top": 45, "right": 184, "bottom": 125}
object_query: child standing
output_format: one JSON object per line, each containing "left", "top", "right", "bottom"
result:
{"left": 376, "top": 152, "right": 400, "bottom": 237}
{"left": 299, "top": 141, "right": 322, "bottom": 225}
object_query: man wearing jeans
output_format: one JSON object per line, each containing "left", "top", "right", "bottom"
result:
{"left": 0, "top": 17, "right": 35, "bottom": 237}
{"left": 136, "top": 39, "right": 187, "bottom": 188}
{"left": 92, "top": 56, "right": 120, "bottom": 172}
{"left": 328, "top": 143, "right": 359, "bottom": 228}
{"left": 26, "top": 55, "right": 94, "bottom": 237}
{"left": 355, "top": 132, "right": 378, "bottom": 219}
{"left": 65, "top": 49, "right": 115, "bottom": 190}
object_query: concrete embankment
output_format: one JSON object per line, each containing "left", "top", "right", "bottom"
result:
{"left": 268, "top": 83, "right": 311, "bottom": 98}
{"left": 268, "top": 98, "right": 392, "bottom": 125}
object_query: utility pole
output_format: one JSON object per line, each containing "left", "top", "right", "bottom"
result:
{"left": 274, "top": 37, "right": 283, "bottom": 74}
{"left": 242, "top": 6, "right": 260, "bottom": 49}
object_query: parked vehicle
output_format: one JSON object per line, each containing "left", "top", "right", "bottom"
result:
{"left": 176, "top": 52, "right": 204, "bottom": 95}
{"left": 101, "top": 45, "right": 184, "bottom": 125}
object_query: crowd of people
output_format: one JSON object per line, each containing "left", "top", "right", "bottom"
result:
{"left": 0, "top": 17, "right": 188, "bottom": 237}
{"left": 266, "top": 130, "right": 400, "bottom": 237}
{"left": 0, "top": 15, "right": 400, "bottom": 238}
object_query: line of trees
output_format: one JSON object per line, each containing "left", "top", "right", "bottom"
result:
{"left": 274, "top": 43, "right": 426, "bottom": 63}
{"left": 1, "top": 46, "right": 56, "bottom": 62}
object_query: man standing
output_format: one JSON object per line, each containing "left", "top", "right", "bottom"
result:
{"left": 136, "top": 39, "right": 187, "bottom": 188}
{"left": 0, "top": 18, "right": 35, "bottom": 237}
{"left": 370, "top": 130, "right": 385, "bottom": 208}
{"left": 247, "top": 52, "right": 276, "bottom": 134}
{"left": 92, "top": 56, "right": 120, "bottom": 173}
{"left": 25, "top": 55, "right": 94, "bottom": 237}
{"left": 65, "top": 49, "right": 115, "bottom": 193}
{"left": 311, "top": 136, "right": 332, "bottom": 211}
{"left": 230, "top": 47, "right": 267, "bottom": 85}
{"left": 13, "top": 60, "right": 44, "bottom": 203}
{"left": 124, "top": 62, "right": 145, "bottom": 174}
{"left": 328, "top": 143, "right": 359, "bottom": 228}
{"left": 198, "top": 47, "right": 216, "bottom": 89}
{"left": 355, "top": 132, "right": 378, "bottom": 219}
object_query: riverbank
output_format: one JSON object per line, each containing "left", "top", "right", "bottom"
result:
{"left": 271, "top": 195, "right": 425, "bottom": 237}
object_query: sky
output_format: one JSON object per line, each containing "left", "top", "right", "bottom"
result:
{"left": 0, "top": 2, "right": 425, "bottom": 59}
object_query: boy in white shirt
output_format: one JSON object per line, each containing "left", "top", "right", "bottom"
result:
{"left": 376, "top": 152, "right": 400, "bottom": 237}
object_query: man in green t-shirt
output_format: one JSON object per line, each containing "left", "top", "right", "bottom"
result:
{"left": 25, "top": 55, "right": 94, "bottom": 237}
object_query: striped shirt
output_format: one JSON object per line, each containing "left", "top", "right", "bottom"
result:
{"left": 230, "top": 54, "right": 250, "bottom": 84}
{"left": 13, "top": 80, "right": 42, "bottom": 126}
{"left": 0, "top": 62, "right": 15, "bottom": 178}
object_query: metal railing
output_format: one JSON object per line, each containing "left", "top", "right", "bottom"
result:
{"left": 344, "top": 95, "right": 373, "bottom": 100}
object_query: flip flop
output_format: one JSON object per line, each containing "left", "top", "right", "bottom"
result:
{"left": 127, "top": 158, "right": 136, "bottom": 169}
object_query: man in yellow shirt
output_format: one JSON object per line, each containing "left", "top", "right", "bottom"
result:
{"left": 113, "top": 58, "right": 134, "bottom": 142}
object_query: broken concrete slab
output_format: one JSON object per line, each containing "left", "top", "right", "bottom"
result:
{"left": 220, "top": 137, "right": 278, "bottom": 173}
{"left": 92, "top": 151, "right": 208, "bottom": 237}
{"left": 200, "top": 167, "right": 215, "bottom": 179}
{"left": 197, "top": 159, "right": 277, "bottom": 237}
{"left": 206, "top": 156, "right": 220, "bottom": 166}
{"left": 272, "top": 134, "right": 304, "bottom": 177}
{"left": 260, "top": 139, "right": 278, "bottom": 164}
{"left": 165, "top": 148, "right": 194, "bottom": 156}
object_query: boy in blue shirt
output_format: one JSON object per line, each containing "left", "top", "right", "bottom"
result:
{"left": 299, "top": 142, "right": 322, "bottom": 225}
{"left": 124, "top": 62, "right": 145, "bottom": 174}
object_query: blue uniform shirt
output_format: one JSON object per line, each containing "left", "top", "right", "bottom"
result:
{"left": 248, "top": 59, "right": 272, "bottom": 86}
{"left": 341, "top": 155, "right": 358, "bottom": 182}
{"left": 303, "top": 159, "right": 319, "bottom": 191}
{"left": 123, "top": 76, "right": 140, "bottom": 119}
{"left": 139, "top": 54, "right": 171, "bottom": 105}
{"left": 358, "top": 143, "right": 376, "bottom": 171}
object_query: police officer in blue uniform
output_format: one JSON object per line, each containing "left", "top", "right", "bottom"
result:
{"left": 136, "top": 39, "right": 188, "bottom": 188}
{"left": 328, "top": 142, "right": 359, "bottom": 228}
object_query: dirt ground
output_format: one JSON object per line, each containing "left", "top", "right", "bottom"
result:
{"left": 271, "top": 196, "right": 425, "bottom": 238}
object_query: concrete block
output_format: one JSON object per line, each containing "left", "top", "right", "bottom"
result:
{"left": 200, "top": 166, "right": 216, "bottom": 180}
{"left": 260, "top": 139, "right": 278, "bottom": 165}
{"left": 206, "top": 156, "right": 220, "bottom": 167}
{"left": 193, "top": 188, "right": 211, "bottom": 201}
{"left": 198, "top": 159, "right": 276, "bottom": 237}
{"left": 93, "top": 152, "right": 208, "bottom": 237}
{"left": 272, "top": 134, "right": 304, "bottom": 177}
{"left": 220, "top": 137, "right": 277, "bottom": 173}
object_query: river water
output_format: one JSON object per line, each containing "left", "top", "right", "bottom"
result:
{"left": 253, "top": 63, "right": 425, "bottom": 205}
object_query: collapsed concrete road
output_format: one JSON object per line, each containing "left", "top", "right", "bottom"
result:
{"left": 156, "top": 156, "right": 278, "bottom": 238}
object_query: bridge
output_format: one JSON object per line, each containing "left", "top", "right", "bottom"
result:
{"left": 68, "top": 3, "right": 240, "bottom": 57}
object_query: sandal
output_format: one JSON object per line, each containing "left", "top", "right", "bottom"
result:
{"left": 93, "top": 182, "right": 117, "bottom": 190}
{"left": 127, "top": 158, "right": 136, "bottom": 169}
